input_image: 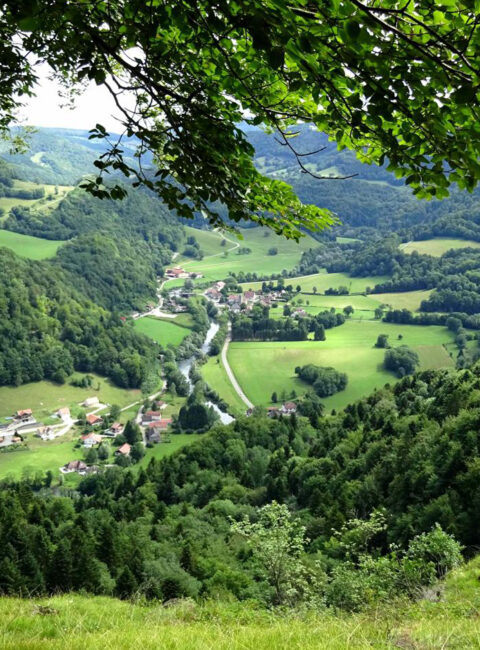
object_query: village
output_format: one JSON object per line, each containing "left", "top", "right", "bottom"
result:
{"left": 203, "top": 280, "right": 309, "bottom": 318}
{"left": 0, "top": 394, "right": 175, "bottom": 478}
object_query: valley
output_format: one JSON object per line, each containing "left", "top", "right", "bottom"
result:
{"left": 0, "top": 125, "right": 480, "bottom": 639}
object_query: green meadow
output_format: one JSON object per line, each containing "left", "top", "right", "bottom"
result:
{"left": 240, "top": 271, "right": 389, "bottom": 294}
{"left": 0, "top": 373, "right": 142, "bottom": 421}
{"left": 372, "top": 289, "right": 434, "bottom": 311}
{"left": 134, "top": 316, "right": 191, "bottom": 347}
{"left": 0, "top": 433, "right": 84, "bottom": 480}
{"left": 0, "top": 229, "right": 63, "bottom": 259}
{"left": 183, "top": 225, "right": 237, "bottom": 257}
{"left": 0, "top": 181, "right": 73, "bottom": 218}
{"left": 201, "top": 356, "right": 247, "bottom": 415}
{"left": 401, "top": 237, "right": 480, "bottom": 256}
{"left": 181, "top": 227, "right": 317, "bottom": 280}
{"left": 227, "top": 320, "right": 455, "bottom": 412}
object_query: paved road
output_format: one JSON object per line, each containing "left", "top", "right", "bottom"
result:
{"left": 221, "top": 324, "right": 253, "bottom": 410}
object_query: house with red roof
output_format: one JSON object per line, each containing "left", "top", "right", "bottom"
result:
{"left": 86, "top": 413, "right": 103, "bottom": 426}
{"left": 14, "top": 409, "right": 32, "bottom": 422}
{"left": 115, "top": 443, "right": 131, "bottom": 457}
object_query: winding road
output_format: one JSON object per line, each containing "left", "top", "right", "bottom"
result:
{"left": 221, "top": 324, "right": 253, "bottom": 410}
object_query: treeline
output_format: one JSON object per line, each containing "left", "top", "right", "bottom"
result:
{"left": 295, "top": 364, "right": 347, "bottom": 397}
{"left": 231, "top": 307, "right": 345, "bottom": 342}
{"left": 1, "top": 363, "right": 480, "bottom": 604}
{"left": 299, "top": 238, "right": 480, "bottom": 315}
{"left": 0, "top": 249, "right": 160, "bottom": 388}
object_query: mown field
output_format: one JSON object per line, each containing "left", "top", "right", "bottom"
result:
{"left": 401, "top": 237, "right": 480, "bottom": 256}
{"left": 371, "top": 289, "right": 433, "bottom": 311}
{"left": 181, "top": 227, "right": 317, "bottom": 281}
{"left": 240, "top": 271, "right": 389, "bottom": 294}
{"left": 0, "top": 373, "right": 142, "bottom": 421}
{"left": 0, "top": 229, "right": 63, "bottom": 259}
{"left": 228, "top": 321, "right": 455, "bottom": 411}
{"left": 201, "top": 356, "right": 246, "bottom": 416}
{"left": 134, "top": 316, "right": 191, "bottom": 347}
{"left": 1, "top": 556, "right": 480, "bottom": 649}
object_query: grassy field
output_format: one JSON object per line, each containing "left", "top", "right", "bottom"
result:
{"left": 0, "top": 373, "right": 142, "bottom": 422}
{"left": 1, "top": 556, "right": 480, "bottom": 649}
{"left": 181, "top": 227, "right": 317, "bottom": 281}
{"left": 240, "top": 272, "right": 389, "bottom": 295}
{"left": 0, "top": 433, "right": 83, "bottom": 480}
{"left": 201, "top": 356, "right": 246, "bottom": 415}
{"left": 0, "top": 230, "right": 63, "bottom": 259}
{"left": 138, "top": 433, "right": 203, "bottom": 468}
{"left": 134, "top": 316, "right": 191, "bottom": 347}
{"left": 0, "top": 181, "right": 73, "bottom": 218}
{"left": 228, "top": 321, "right": 455, "bottom": 411}
{"left": 183, "top": 226, "right": 237, "bottom": 257}
{"left": 295, "top": 293, "right": 380, "bottom": 311}
{"left": 372, "top": 289, "right": 433, "bottom": 311}
{"left": 401, "top": 238, "right": 480, "bottom": 256}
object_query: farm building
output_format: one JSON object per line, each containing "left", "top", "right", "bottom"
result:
{"left": 56, "top": 407, "right": 70, "bottom": 421}
{"left": 14, "top": 409, "right": 33, "bottom": 422}
{"left": 83, "top": 396, "right": 100, "bottom": 408}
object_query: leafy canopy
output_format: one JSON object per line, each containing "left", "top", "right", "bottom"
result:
{"left": 3, "top": 1, "right": 480, "bottom": 237}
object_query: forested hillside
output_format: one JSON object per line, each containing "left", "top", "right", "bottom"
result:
{"left": 4, "top": 185, "right": 181, "bottom": 310}
{"left": 0, "top": 249, "right": 160, "bottom": 388}
{"left": 1, "top": 362, "right": 479, "bottom": 607}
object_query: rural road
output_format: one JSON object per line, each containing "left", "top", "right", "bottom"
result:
{"left": 221, "top": 324, "right": 253, "bottom": 410}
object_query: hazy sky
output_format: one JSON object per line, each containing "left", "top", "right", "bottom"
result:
{"left": 20, "top": 65, "right": 123, "bottom": 132}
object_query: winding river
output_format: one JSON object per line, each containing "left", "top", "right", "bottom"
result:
{"left": 178, "top": 321, "right": 235, "bottom": 425}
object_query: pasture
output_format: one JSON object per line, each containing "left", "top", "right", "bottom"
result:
{"left": 184, "top": 226, "right": 237, "bottom": 257}
{"left": 0, "top": 373, "right": 142, "bottom": 421}
{"left": 0, "top": 230, "right": 63, "bottom": 259}
{"left": 181, "top": 226, "right": 317, "bottom": 280}
{"left": 134, "top": 316, "right": 191, "bottom": 347}
{"left": 401, "top": 238, "right": 480, "bottom": 257}
{"left": 372, "top": 289, "right": 433, "bottom": 311}
{"left": 240, "top": 271, "right": 389, "bottom": 294}
{"left": 227, "top": 320, "right": 455, "bottom": 412}
{"left": 201, "top": 356, "right": 246, "bottom": 415}
{"left": 0, "top": 433, "right": 84, "bottom": 480}
{"left": 0, "top": 181, "right": 73, "bottom": 218}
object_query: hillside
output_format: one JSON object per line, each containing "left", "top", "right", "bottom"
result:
{"left": 1, "top": 554, "right": 479, "bottom": 649}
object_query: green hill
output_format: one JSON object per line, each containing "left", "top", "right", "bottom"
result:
{"left": 1, "top": 555, "right": 480, "bottom": 649}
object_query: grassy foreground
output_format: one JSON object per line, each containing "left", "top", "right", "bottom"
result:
{"left": 1, "top": 557, "right": 480, "bottom": 649}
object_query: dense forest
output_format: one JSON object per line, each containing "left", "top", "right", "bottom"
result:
{"left": 0, "top": 363, "right": 478, "bottom": 608}
{"left": 0, "top": 250, "right": 160, "bottom": 388}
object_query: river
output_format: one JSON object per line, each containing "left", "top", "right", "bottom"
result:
{"left": 178, "top": 321, "right": 235, "bottom": 425}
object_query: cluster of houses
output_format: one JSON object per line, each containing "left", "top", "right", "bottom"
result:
{"left": 165, "top": 266, "right": 202, "bottom": 280}
{"left": 141, "top": 403, "right": 172, "bottom": 443}
{"left": 204, "top": 284, "right": 294, "bottom": 313}
{"left": 246, "top": 402, "right": 298, "bottom": 418}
